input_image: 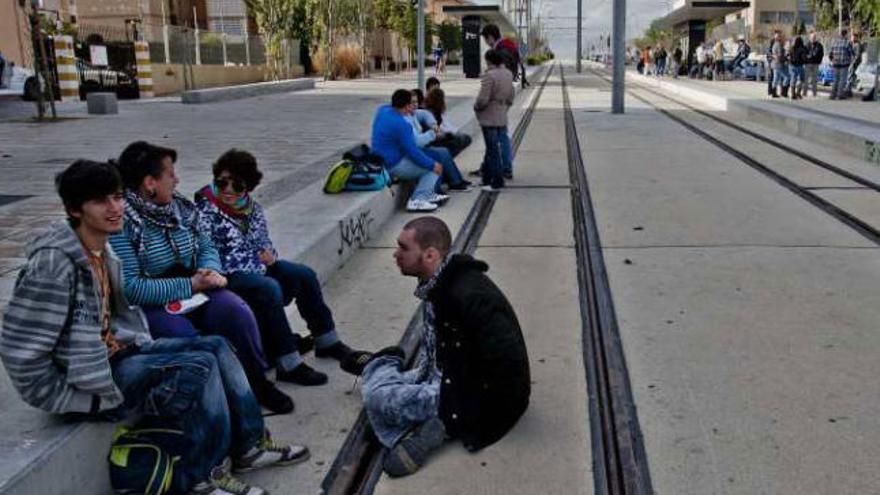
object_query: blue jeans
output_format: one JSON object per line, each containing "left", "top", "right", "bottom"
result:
{"left": 831, "top": 66, "right": 849, "bottom": 98}
{"left": 227, "top": 260, "right": 340, "bottom": 371}
{"left": 112, "top": 336, "right": 264, "bottom": 492}
{"left": 772, "top": 64, "right": 790, "bottom": 88}
{"left": 499, "top": 126, "right": 513, "bottom": 174}
{"left": 481, "top": 126, "right": 508, "bottom": 188}
{"left": 422, "top": 146, "right": 465, "bottom": 192}
{"left": 790, "top": 65, "right": 805, "bottom": 91}
{"left": 389, "top": 159, "right": 440, "bottom": 202}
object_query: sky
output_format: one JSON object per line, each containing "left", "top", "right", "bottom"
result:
{"left": 471, "top": 0, "right": 669, "bottom": 58}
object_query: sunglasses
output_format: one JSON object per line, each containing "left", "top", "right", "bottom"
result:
{"left": 214, "top": 176, "right": 246, "bottom": 193}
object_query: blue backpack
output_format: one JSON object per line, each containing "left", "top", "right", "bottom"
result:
{"left": 341, "top": 144, "right": 392, "bottom": 192}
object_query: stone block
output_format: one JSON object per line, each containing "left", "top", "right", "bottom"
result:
{"left": 86, "top": 92, "right": 118, "bottom": 115}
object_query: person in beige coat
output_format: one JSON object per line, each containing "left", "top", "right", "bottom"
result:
{"left": 474, "top": 49, "right": 515, "bottom": 191}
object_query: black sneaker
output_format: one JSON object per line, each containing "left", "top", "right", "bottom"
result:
{"left": 276, "top": 363, "right": 328, "bottom": 386}
{"left": 503, "top": 171, "right": 513, "bottom": 180}
{"left": 252, "top": 381, "right": 294, "bottom": 414}
{"left": 340, "top": 346, "right": 405, "bottom": 376}
{"left": 315, "top": 341, "right": 353, "bottom": 361}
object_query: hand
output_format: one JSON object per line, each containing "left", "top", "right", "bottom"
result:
{"left": 259, "top": 249, "right": 276, "bottom": 266}
{"left": 433, "top": 162, "right": 443, "bottom": 175}
{"left": 433, "top": 124, "right": 442, "bottom": 135}
{"left": 190, "top": 270, "right": 213, "bottom": 293}
{"left": 203, "top": 269, "right": 227, "bottom": 289}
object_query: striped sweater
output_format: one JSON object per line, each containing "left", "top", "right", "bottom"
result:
{"left": 0, "top": 222, "right": 152, "bottom": 413}
{"left": 109, "top": 208, "right": 222, "bottom": 306}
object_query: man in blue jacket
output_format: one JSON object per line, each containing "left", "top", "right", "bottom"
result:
{"left": 372, "top": 89, "right": 446, "bottom": 212}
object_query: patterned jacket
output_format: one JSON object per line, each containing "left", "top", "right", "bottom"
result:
{"left": 194, "top": 190, "right": 275, "bottom": 275}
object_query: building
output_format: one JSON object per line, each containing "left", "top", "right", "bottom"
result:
{"left": 75, "top": 0, "right": 207, "bottom": 30}
{"left": 0, "top": 1, "right": 32, "bottom": 70}
{"left": 723, "top": 0, "right": 814, "bottom": 39}
{"left": 206, "top": 0, "right": 251, "bottom": 36}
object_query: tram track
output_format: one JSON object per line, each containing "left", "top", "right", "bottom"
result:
{"left": 588, "top": 68, "right": 880, "bottom": 246}
{"left": 319, "top": 64, "right": 555, "bottom": 495}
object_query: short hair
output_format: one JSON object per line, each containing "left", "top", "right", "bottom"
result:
{"left": 403, "top": 216, "right": 452, "bottom": 255}
{"left": 412, "top": 88, "right": 425, "bottom": 107}
{"left": 841, "top": 28, "right": 848, "bottom": 36}
{"left": 485, "top": 49, "right": 504, "bottom": 66}
{"left": 116, "top": 141, "right": 176, "bottom": 190}
{"left": 213, "top": 149, "right": 263, "bottom": 191}
{"left": 392, "top": 89, "right": 412, "bottom": 109}
{"left": 56, "top": 160, "right": 122, "bottom": 226}
{"left": 481, "top": 24, "right": 501, "bottom": 41}
{"left": 426, "top": 77, "right": 440, "bottom": 91}
{"left": 424, "top": 87, "right": 446, "bottom": 116}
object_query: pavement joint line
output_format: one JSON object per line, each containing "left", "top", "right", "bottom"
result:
{"left": 476, "top": 244, "right": 575, "bottom": 248}
{"left": 601, "top": 244, "right": 880, "bottom": 250}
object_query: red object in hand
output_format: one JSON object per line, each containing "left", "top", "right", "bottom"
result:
{"left": 166, "top": 301, "right": 182, "bottom": 313}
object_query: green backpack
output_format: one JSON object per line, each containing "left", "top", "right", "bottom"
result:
{"left": 323, "top": 160, "right": 354, "bottom": 194}
{"left": 108, "top": 425, "right": 186, "bottom": 495}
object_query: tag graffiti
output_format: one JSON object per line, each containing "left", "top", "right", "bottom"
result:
{"left": 338, "top": 210, "right": 374, "bottom": 255}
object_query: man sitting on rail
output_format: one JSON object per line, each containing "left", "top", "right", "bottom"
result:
{"left": 340, "top": 216, "right": 531, "bottom": 477}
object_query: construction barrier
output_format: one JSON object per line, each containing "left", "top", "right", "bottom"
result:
{"left": 53, "top": 35, "right": 79, "bottom": 102}
{"left": 135, "top": 41, "right": 154, "bottom": 98}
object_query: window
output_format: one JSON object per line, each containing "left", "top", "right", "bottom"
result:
{"left": 759, "top": 11, "right": 778, "bottom": 24}
{"left": 778, "top": 11, "right": 795, "bottom": 24}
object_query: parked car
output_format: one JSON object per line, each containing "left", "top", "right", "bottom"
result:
{"left": 77, "top": 59, "right": 137, "bottom": 98}
{"left": 854, "top": 63, "right": 878, "bottom": 94}
{"left": 817, "top": 62, "right": 835, "bottom": 86}
{"left": 2, "top": 65, "right": 47, "bottom": 101}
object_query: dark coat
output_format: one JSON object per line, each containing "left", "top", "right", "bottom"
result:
{"left": 428, "top": 254, "right": 531, "bottom": 452}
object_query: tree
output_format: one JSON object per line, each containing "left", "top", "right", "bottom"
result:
{"left": 244, "top": 0, "right": 298, "bottom": 80}
{"left": 852, "top": 0, "right": 880, "bottom": 33}
{"left": 437, "top": 20, "right": 461, "bottom": 53}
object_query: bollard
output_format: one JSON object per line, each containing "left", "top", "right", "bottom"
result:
{"left": 135, "top": 41, "right": 154, "bottom": 98}
{"left": 54, "top": 35, "right": 79, "bottom": 102}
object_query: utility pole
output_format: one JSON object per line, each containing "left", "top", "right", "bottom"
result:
{"left": 837, "top": 0, "right": 843, "bottom": 34}
{"left": 577, "top": 0, "right": 582, "bottom": 72}
{"left": 612, "top": 0, "right": 626, "bottom": 113}
{"left": 417, "top": 0, "right": 425, "bottom": 91}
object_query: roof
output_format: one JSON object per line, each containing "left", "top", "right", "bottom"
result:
{"left": 441, "top": 4, "right": 517, "bottom": 35}
{"left": 654, "top": 1, "right": 750, "bottom": 29}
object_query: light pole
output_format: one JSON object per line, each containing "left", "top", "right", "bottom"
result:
{"left": 577, "top": 0, "right": 582, "bottom": 72}
{"left": 612, "top": 0, "right": 626, "bottom": 113}
{"left": 417, "top": 0, "right": 425, "bottom": 91}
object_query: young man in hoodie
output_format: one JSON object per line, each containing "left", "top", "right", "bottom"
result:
{"left": 341, "top": 216, "right": 530, "bottom": 477}
{"left": 0, "top": 160, "right": 309, "bottom": 495}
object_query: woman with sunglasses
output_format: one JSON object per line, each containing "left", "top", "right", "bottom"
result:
{"left": 196, "top": 149, "right": 367, "bottom": 387}
{"left": 108, "top": 141, "right": 294, "bottom": 415}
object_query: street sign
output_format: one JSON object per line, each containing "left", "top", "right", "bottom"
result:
{"left": 90, "top": 45, "right": 108, "bottom": 66}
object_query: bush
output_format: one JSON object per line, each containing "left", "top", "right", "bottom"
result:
{"left": 334, "top": 44, "right": 362, "bottom": 79}
{"left": 526, "top": 51, "right": 555, "bottom": 66}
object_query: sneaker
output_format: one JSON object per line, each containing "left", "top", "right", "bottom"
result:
{"left": 252, "top": 380, "right": 294, "bottom": 414}
{"left": 191, "top": 461, "right": 266, "bottom": 495}
{"left": 406, "top": 199, "right": 438, "bottom": 212}
{"left": 427, "top": 193, "right": 450, "bottom": 205}
{"left": 234, "top": 431, "right": 310, "bottom": 473}
{"left": 315, "top": 341, "right": 354, "bottom": 360}
{"left": 447, "top": 181, "right": 473, "bottom": 192}
{"left": 276, "top": 363, "right": 328, "bottom": 386}
{"left": 382, "top": 418, "right": 447, "bottom": 478}
{"left": 481, "top": 185, "right": 502, "bottom": 193}
{"left": 340, "top": 346, "right": 405, "bottom": 376}
{"left": 503, "top": 171, "right": 513, "bottom": 180}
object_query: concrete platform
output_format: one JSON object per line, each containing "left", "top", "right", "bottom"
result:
{"left": 181, "top": 78, "right": 317, "bottom": 104}
{"left": 623, "top": 69, "right": 880, "bottom": 165}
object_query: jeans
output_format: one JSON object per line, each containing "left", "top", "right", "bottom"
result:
{"left": 432, "top": 133, "right": 472, "bottom": 158}
{"left": 112, "top": 336, "right": 265, "bottom": 492}
{"left": 767, "top": 67, "right": 775, "bottom": 94}
{"left": 805, "top": 64, "right": 819, "bottom": 96}
{"left": 772, "top": 64, "right": 790, "bottom": 88}
{"left": 481, "top": 126, "right": 507, "bottom": 188}
{"left": 656, "top": 59, "right": 666, "bottom": 76}
{"left": 389, "top": 159, "right": 440, "bottom": 202}
{"left": 790, "top": 65, "right": 805, "bottom": 93}
{"left": 142, "top": 289, "right": 269, "bottom": 383}
{"left": 499, "top": 126, "right": 513, "bottom": 174}
{"left": 362, "top": 355, "right": 440, "bottom": 448}
{"left": 422, "top": 146, "right": 465, "bottom": 191}
{"left": 227, "top": 260, "right": 339, "bottom": 371}
{"left": 831, "top": 66, "right": 849, "bottom": 98}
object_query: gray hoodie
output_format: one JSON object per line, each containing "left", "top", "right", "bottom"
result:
{"left": 1, "top": 221, "right": 151, "bottom": 414}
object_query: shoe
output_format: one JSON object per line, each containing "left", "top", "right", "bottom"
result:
{"left": 382, "top": 418, "right": 447, "bottom": 478}
{"left": 406, "top": 199, "right": 438, "bottom": 212}
{"left": 252, "top": 380, "right": 294, "bottom": 414}
{"left": 427, "top": 193, "right": 449, "bottom": 205}
{"left": 481, "top": 185, "right": 502, "bottom": 193}
{"left": 503, "top": 171, "right": 513, "bottom": 180}
{"left": 447, "top": 181, "right": 473, "bottom": 192}
{"left": 468, "top": 169, "right": 482, "bottom": 177}
{"left": 276, "top": 363, "right": 328, "bottom": 386}
{"left": 315, "top": 341, "right": 354, "bottom": 360}
{"left": 340, "top": 346, "right": 405, "bottom": 376}
{"left": 234, "top": 431, "right": 310, "bottom": 473}
{"left": 293, "top": 334, "right": 314, "bottom": 355}
{"left": 191, "top": 460, "right": 267, "bottom": 495}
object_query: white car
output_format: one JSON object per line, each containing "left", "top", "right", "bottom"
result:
{"left": 854, "top": 63, "right": 878, "bottom": 94}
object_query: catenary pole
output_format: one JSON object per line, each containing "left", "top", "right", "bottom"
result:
{"left": 612, "top": 0, "right": 626, "bottom": 113}
{"left": 577, "top": 0, "right": 582, "bottom": 72}
{"left": 418, "top": 0, "right": 425, "bottom": 91}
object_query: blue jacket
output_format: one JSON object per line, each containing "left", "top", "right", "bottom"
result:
{"left": 371, "top": 105, "right": 435, "bottom": 170}
{"left": 195, "top": 191, "right": 274, "bottom": 275}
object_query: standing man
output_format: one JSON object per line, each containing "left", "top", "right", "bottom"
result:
{"left": 342, "top": 217, "right": 530, "bottom": 478}
{"left": 475, "top": 49, "right": 515, "bottom": 192}
{"left": 804, "top": 31, "right": 824, "bottom": 98}
{"left": 1, "top": 160, "right": 309, "bottom": 495}
{"left": 729, "top": 37, "right": 751, "bottom": 74}
{"left": 770, "top": 30, "right": 791, "bottom": 98}
{"left": 846, "top": 31, "right": 865, "bottom": 98}
{"left": 828, "top": 28, "right": 854, "bottom": 100}
{"left": 672, "top": 45, "right": 683, "bottom": 78}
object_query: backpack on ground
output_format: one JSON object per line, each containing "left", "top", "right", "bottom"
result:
{"left": 108, "top": 424, "right": 190, "bottom": 495}
{"left": 323, "top": 159, "right": 354, "bottom": 194}
{"left": 324, "top": 144, "right": 392, "bottom": 193}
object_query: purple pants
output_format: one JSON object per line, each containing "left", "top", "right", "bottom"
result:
{"left": 142, "top": 289, "right": 269, "bottom": 381}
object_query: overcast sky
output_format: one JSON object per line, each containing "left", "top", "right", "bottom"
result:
{"left": 472, "top": 0, "right": 669, "bottom": 57}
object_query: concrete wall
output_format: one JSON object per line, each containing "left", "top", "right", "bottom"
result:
{"left": 0, "top": 2, "right": 31, "bottom": 69}
{"left": 150, "top": 63, "right": 304, "bottom": 96}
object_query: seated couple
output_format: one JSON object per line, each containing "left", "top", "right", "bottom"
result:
{"left": 371, "top": 89, "right": 471, "bottom": 212}
{"left": 0, "top": 160, "right": 316, "bottom": 495}
{"left": 340, "top": 217, "right": 531, "bottom": 477}
{"left": 412, "top": 80, "right": 474, "bottom": 159}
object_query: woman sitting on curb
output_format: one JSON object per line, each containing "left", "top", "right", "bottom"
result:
{"left": 195, "top": 149, "right": 369, "bottom": 386}
{"left": 108, "top": 141, "right": 294, "bottom": 414}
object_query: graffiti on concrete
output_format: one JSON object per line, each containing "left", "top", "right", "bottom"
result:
{"left": 866, "top": 140, "right": 880, "bottom": 165}
{"left": 338, "top": 209, "right": 374, "bottom": 255}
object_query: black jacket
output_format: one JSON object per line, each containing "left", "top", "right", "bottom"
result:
{"left": 428, "top": 254, "right": 531, "bottom": 452}
{"left": 806, "top": 40, "right": 824, "bottom": 65}
{"left": 790, "top": 44, "right": 808, "bottom": 66}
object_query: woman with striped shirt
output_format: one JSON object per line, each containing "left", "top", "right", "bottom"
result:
{"left": 108, "top": 141, "right": 294, "bottom": 414}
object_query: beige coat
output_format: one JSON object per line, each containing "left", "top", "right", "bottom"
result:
{"left": 474, "top": 65, "right": 514, "bottom": 127}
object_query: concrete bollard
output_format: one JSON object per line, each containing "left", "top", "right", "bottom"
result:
{"left": 54, "top": 35, "right": 79, "bottom": 102}
{"left": 87, "top": 92, "right": 118, "bottom": 114}
{"left": 135, "top": 41, "right": 154, "bottom": 98}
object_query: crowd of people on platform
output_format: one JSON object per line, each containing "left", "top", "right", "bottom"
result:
{"left": 632, "top": 29, "right": 876, "bottom": 102}
{"left": 0, "top": 23, "right": 531, "bottom": 495}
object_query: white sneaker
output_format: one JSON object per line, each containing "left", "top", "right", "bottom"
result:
{"left": 481, "top": 185, "right": 502, "bottom": 193}
{"left": 406, "top": 199, "right": 439, "bottom": 212}
{"left": 427, "top": 193, "right": 450, "bottom": 204}
{"left": 190, "top": 464, "right": 266, "bottom": 495}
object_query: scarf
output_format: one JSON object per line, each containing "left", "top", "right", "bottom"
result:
{"left": 198, "top": 184, "right": 254, "bottom": 233}
{"left": 123, "top": 189, "right": 200, "bottom": 262}
{"left": 413, "top": 256, "right": 451, "bottom": 383}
